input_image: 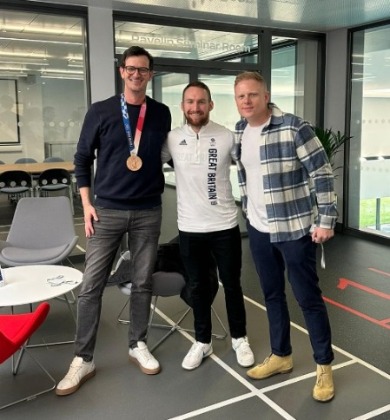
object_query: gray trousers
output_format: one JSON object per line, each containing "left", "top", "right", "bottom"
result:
{"left": 74, "top": 206, "right": 162, "bottom": 360}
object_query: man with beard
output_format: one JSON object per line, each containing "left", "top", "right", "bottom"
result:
{"left": 162, "top": 81, "right": 254, "bottom": 371}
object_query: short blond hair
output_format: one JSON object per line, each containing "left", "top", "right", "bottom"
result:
{"left": 234, "top": 71, "right": 268, "bottom": 90}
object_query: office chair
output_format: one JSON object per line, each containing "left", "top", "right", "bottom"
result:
{"left": 113, "top": 250, "right": 228, "bottom": 352}
{"left": 0, "top": 302, "right": 56, "bottom": 410}
{"left": 0, "top": 196, "right": 79, "bottom": 305}
{"left": 0, "top": 196, "right": 78, "bottom": 267}
{"left": 37, "top": 168, "right": 74, "bottom": 214}
{"left": 14, "top": 157, "right": 37, "bottom": 163}
{"left": 43, "top": 156, "right": 64, "bottom": 162}
{"left": 0, "top": 170, "right": 33, "bottom": 202}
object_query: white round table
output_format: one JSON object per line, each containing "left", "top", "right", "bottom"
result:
{"left": 0, "top": 265, "right": 82, "bottom": 307}
{"left": 0, "top": 265, "right": 83, "bottom": 351}
{"left": 0, "top": 265, "right": 83, "bottom": 371}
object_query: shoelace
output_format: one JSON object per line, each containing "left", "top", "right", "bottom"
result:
{"left": 189, "top": 343, "right": 205, "bottom": 356}
{"left": 238, "top": 342, "right": 252, "bottom": 356}
{"left": 138, "top": 347, "right": 154, "bottom": 362}
{"left": 66, "top": 364, "right": 83, "bottom": 379}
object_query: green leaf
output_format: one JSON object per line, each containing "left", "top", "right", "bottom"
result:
{"left": 314, "top": 126, "right": 353, "bottom": 171}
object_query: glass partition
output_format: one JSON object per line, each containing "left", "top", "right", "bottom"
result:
{"left": 114, "top": 16, "right": 325, "bottom": 217}
{"left": 199, "top": 74, "right": 238, "bottom": 131}
{"left": 115, "top": 21, "right": 258, "bottom": 62}
{"left": 153, "top": 72, "right": 189, "bottom": 129}
{"left": 0, "top": 9, "right": 88, "bottom": 163}
{"left": 271, "top": 37, "right": 320, "bottom": 124}
{"left": 348, "top": 23, "right": 390, "bottom": 238}
{"left": 271, "top": 41, "right": 296, "bottom": 113}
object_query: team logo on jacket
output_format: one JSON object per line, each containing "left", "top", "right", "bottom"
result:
{"left": 210, "top": 137, "right": 216, "bottom": 147}
{"left": 208, "top": 146, "right": 217, "bottom": 205}
{"left": 179, "top": 139, "right": 187, "bottom": 145}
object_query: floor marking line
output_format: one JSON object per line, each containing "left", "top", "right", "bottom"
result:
{"left": 244, "top": 294, "right": 390, "bottom": 379}
{"left": 153, "top": 306, "right": 259, "bottom": 392}
{"left": 350, "top": 403, "right": 390, "bottom": 420}
{"left": 153, "top": 302, "right": 389, "bottom": 420}
{"left": 167, "top": 392, "right": 255, "bottom": 420}
{"left": 368, "top": 267, "right": 390, "bottom": 277}
{"left": 338, "top": 277, "right": 390, "bottom": 300}
{"left": 119, "top": 275, "right": 390, "bottom": 419}
{"left": 323, "top": 296, "right": 390, "bottom": 330}
{"left": 254, "top": 392, "right": 296, "bottom": 420}
{"left": 154, "top": 307, "right": 298, "bottom": 419}
{"left": 257, "top": 359, "right": 357, "bottom": 393}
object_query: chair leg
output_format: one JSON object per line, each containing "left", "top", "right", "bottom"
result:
{"left": 0, "top": 346, "right": 56, "bottom": 410}
{"left": 210, "top": 306, "right": 228, "bottom": 339}
{"left": 117, "top": 296, "right": 228, "bottom": 352}
{"left": 175, "top": 305, "right": 228, "bottom": 340}
{"left": 68, "top": 185, "right": 74, "bottom": 215}
{"left": 147, "top": 297, "right": 193, "bottom": 352}
{"left": 117, "top": 297, "right": 130, "bottom": 325}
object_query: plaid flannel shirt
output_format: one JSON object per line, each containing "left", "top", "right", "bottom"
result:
{"left": 232, "top": 103, "right": 338, "bottom": 243}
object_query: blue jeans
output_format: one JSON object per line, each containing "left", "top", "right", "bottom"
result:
{"left": 247, "top": 222, "right": 334, "bottom": 365}
{"left": 179, "top": 226, "right": 247, "bottom": 343}
{"left": 75, "top": 206, "right": 162, "bottom": 360}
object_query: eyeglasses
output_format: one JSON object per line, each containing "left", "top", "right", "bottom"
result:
{"left": 124, "top": 66, "right": 150, "bottom": 75}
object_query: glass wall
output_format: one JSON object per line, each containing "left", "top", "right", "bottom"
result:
{"left": 0, "top": 8, "right": 88, "bottom": 163}
{"left": 114, "top": 22, "right": 258, "bottom": 63}
{"left": 198, "top": 74, "right": 238, "bottom": 131}
{"left": 271, "top": 37, "right": 321, "bottom": 126}
{"left": 154, "top": 72, "right": 189, "bottom": 129}
{"left": 348, "top": 23, "right": 390, "bottom": 238}
{"left": 271, "top": 41, "right": 296, "bottom": 113}
{"left": 114, "top": 19, "right": 323, "bottom": 129}
{"left": 114, "top": 17, "right": 324, "bottom": 212}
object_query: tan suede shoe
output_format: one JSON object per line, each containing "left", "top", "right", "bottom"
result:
{"left": 313, "top": 364, "right": 335, "bottom": 402}
{"left": 247, "top": 354, "right": 293, "bottom": 379}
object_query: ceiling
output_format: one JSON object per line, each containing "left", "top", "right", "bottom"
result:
{"left": 23, "top": 0, "right": 390, "bottom": 33}
{"left": 1, "top": 0, "right": 390, "bottom": 81}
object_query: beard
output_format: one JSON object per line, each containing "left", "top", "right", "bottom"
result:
{"left": 185, "top": 112, "right": 209, "bottom": 128}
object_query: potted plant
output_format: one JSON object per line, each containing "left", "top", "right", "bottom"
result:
{"left": 313, "top": 127, "right": 352, "bottom": 174}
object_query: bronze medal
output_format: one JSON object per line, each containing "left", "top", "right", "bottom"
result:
{"left": 126, "top": 155, "right": 143, "bottom": 171}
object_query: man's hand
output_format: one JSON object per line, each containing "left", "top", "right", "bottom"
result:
{"left": 83, "top": 204, "right": 98, "bottom": 238}
{"left": 311, "top": 227, "right": 334, "bottom": 243}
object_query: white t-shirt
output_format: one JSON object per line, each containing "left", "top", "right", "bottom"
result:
{"left": 163, "top": 121, "right": 238, "bottom": 233}
{"left": 241, "top": 121, "right": 270, "bottom": 233}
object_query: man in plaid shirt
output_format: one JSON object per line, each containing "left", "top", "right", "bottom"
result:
{"left": 233, "top": 71, "right": 338, "bottom": 402}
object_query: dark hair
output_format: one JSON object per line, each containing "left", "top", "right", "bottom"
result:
{"left": 182, "top": 81, "right": 212, "bottom": 102}
{"left": 120, "top": 46, "right": 154, "bottom": 70}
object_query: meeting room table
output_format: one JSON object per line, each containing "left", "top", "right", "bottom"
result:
{"left": 0, "top": 161, "right": 75, "bottom": 175}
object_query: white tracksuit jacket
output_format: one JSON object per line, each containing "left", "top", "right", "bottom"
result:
{"left": 162, "top": 120, "right": 238, "bottom": 233}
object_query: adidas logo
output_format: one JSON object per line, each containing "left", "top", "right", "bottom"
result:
{"left": 179, "top": 139, "right": 187, "bottom": 145}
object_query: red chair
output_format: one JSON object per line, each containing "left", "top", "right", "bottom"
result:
{"left": 0, "top": 302, "right": 56, "bottom": 410}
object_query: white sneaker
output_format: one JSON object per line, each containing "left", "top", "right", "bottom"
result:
{"left": 182, "top": 341, "right": 213, "bottom": 370}
{"left": 55, "top": 356, "right": 96, "bottom": 396}
{"left": 232, "top": 336, "right": 255, "bottom": 367}
{"left": 129, "top": 341, "right": 160, "bottom": 375}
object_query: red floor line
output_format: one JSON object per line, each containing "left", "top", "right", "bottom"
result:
{"left": 337, "top": 278, "right": 390, "bottom": 300}
{"left": 323, "top": 296, "right": 390, "bottom": 330}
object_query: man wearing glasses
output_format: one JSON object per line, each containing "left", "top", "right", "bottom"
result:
{"left": 56, "top": 46, "right": 171, "bottom": 396}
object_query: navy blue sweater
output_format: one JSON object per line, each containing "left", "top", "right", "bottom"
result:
{"left": 74, "top": 95, "right": 171, "bottom": 210}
